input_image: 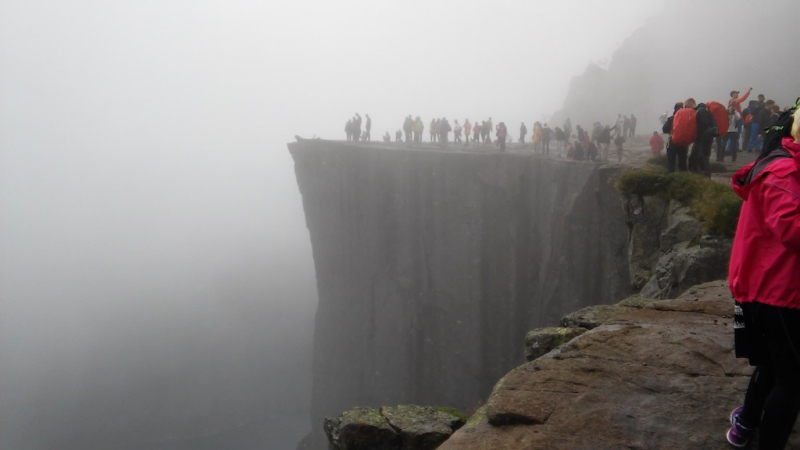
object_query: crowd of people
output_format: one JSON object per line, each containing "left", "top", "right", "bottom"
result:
{"left": 342, "top": 113, "right": 642, "bottom": 163}
{"left": 659, "top": 88, "right": 787, "bottom": 176}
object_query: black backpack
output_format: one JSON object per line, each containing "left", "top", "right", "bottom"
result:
{"left": 761, "top": 97, "right": 800, "bottom": 157}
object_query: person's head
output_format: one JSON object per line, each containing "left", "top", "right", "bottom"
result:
{"left": 731, "top": 90, "right": 739, "bottom": 99}
{"left": 766, "top": 99, "right": 775, "bottom": 108}
{"left": 773, "top": 105, "right": 781, "bottom": 113}
{"left": 758, "top": 94, "right": 765, "bottom": 102}
{"left": 674, "top": 102, "right": 684, "bottom": 112}
{"left": 792, "top": 109, "right": 800, "bottom": 142}
{"left": 684, "top": 98, "right": 697, "bottom": 109}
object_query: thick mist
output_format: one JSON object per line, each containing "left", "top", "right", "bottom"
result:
{"left": 0, "top": 0, "right": 713, "bottom": 449}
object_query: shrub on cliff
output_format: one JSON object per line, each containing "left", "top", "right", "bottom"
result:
{"left": 615, "top": 169, "right": 742, "bottom": 237}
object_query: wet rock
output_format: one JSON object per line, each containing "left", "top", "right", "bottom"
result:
{"left": 324, "top": 407, "right": 400, "bottom": 450}
{"left": 625, "top": 195, "right": 669, "bottom": 290}
{"left": 640, "top": 238, "right": 731, "bottom": 299}
{"left": 439, "top": 281, "right": 768, "bottom": 449}
{"left": 524, "top": 327, "right": 587, "bottom": 362}
{"left": 324, "top": 405, "right": 464, "bottom": 450}
{"left": 659, "top": 205, "right": 703, "bottom": 251}
{"left": 381, "top": 405, "right": 465, "bottom": 450}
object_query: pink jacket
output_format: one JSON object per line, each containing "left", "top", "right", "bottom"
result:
{"left": 729, "top": 137, "right": 800, "bottom": 308}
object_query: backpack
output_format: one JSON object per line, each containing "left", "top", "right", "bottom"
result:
{"left": 671, "top": 108, "right": 697, "bottom": 146}
{"left": 761, "top": 97, "right": 800, "bottom": 156}
{"left": 706, "top": 101, "right": 728, "bottom": 135}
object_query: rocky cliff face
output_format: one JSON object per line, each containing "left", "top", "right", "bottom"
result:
{"left": 289, "top": 140, "right": 632, "bottom": 446}
{"left": 440, "top": 281, "right": 800, "bottom": 449}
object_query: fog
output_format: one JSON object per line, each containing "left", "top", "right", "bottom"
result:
{"left": 1, "top": 1, "right": 679, "bottom": 448}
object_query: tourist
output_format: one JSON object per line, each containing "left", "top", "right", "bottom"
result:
{"left": 614, "top": 134, "right": 625, "bottom": 162}
{"left": 615, "top": 114, "right": 624, "bottom": 138}
{"left": 541, "top": 123, "right": 552, "bottom": 155}
{"left": 519, "top": 122, "right": 528, "bottom": 143}
{"left": 649, "top": 131, "right": 664, "bottom": 156}
{"left": 726, "top": 108, "right": 800, "bottom": 450}
{"left": 623, "top": 115, "right": 630, "bottom": 138}
{"left": 464, "top": 119, "right": 472, "bottom": 145}
{"left": 403, "top": 115, "right": 414, "bottom": 144}
{"left": 345, "top": 119, "right": 353, "bottom": 141}
{"left": 414, "top": 116, "right": 424, "bottom": 143}
{"left": 555, "top": 127, "right": 566, "bottom": 154}
{"left": 496, "top": 122, "right": 507, "bottom": 151}
{"left": 383, "top": 131, "right": 391, "bottom": 142}
{"left": 365, "top": 114, "right": 371, "bottom": 141}
{"left": 473, "top": 121, "right": 481, "bottom": 145}
{"left": 454, "top": 120, "right": 463, "bottom": 144}
{"left": 720, "top": 105, "right": 741, "bottom": 162}
{"left": 598, "top": 125, "right": 614, "bottom": 162}
{"left": 685, "top": 98, "right": 715, "bottom": 176}
{"left": 532, "top": 122, "right": 542, "bottom": 151}
{"left": 663, "top": 102, "right": 688, "bottom": 172}
{"left": 629, "top": 114, "right": 637, "bottom": 137}
{"left": 430, "top": 118, "right": 437, "bottom": 142}
{"left": 353, "top": 113, "right": 362, "bottom": 142}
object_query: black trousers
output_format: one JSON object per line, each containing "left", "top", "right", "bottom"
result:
{"left": 667, "top": 141, "right": 688, "bottom": 172}
{"left": 738, "top": 303, "right": 800, "bottom": 449}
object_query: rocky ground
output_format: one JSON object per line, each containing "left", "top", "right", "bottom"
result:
{"left": 440, "top": 281, "right": 799, "bottom": 449}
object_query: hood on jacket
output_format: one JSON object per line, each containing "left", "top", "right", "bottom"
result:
{"left": 732, "top": 137, "right": 800, "bottom": 200}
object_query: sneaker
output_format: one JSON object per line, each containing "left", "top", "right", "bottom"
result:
{"left": 727, "top": 405, "right": 752, "bottom": 448}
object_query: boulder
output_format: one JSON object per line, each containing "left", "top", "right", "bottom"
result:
{"left": 524, "top": 327, "right": 588, "bottom": 362}
{"left": 659, "top": 205, "right": 703, "bottom": 251}
{"left": 324, "top": 407, "right": 400, "bottom": 450}
{"left": 640, "top": 236, "right": 731, "bottom": 299}
{"left": 324, "top": 405, "right": 465, "bottom": 450}
{"left": 381, "top": 405, "right": 465, "bottom": 450}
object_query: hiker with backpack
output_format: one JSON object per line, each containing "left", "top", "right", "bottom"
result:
{"left": 662, "top": 102, "right": 689, "bottom": 172}
{"left": 685, "top": 98, "right": 716, "bottom": 176}
{"left": 726, "top": 105, "right": 800, "bottom": 449}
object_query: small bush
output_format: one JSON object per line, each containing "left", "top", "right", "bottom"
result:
{"left": 615, "top": 169, "right": 742, "bottom": 237}
{"left": 614, "top": 167, "right": 669, "bottom": 197}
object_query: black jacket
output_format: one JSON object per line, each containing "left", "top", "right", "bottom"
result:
{"left": 695, "top": 104, "right": 715, "bottom": 141}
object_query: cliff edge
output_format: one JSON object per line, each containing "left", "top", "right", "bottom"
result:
{"left": 290, "top": 140, "right": 632, "bottom": 446}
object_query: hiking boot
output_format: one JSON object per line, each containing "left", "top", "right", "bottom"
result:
{"left": 727, "top": 405, "right": 753, "bottom": 448}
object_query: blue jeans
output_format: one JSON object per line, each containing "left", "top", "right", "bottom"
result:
{"left": 749, "top": 122, "right": 761, "bottom": 151}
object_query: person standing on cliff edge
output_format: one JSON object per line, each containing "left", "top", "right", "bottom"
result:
{"left": 365, "top": 114, "right": 371, "bottom": 141}
{"left": 726, "top": 107, "right": 800, "bottom": 449}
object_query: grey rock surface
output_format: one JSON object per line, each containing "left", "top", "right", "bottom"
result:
{"left": 640, "top": 237, "right": 731, "bottom": 299}
{"left": 324, "top": 405, "right": 464, "bottom": 450}
{"left": 439, "top": 281, "right": 800, "bottom": 449}
{"left": 524, "top": 327, "right": 587, "bottom": 362}
{"left": 659, "top": 205, "right": 703, "bottom": 251}
{"left": 289, "top": 140, "right": 632, "bottom": 447}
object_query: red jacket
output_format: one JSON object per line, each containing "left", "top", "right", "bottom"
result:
{"left": 649, "top": 133, "right": 665, "bottom": 153}
{"left": 728, "top": 90, "right": 751, "bottom": 115}
{"left": 729, "top": 137, "right": 800, "bottom": 308}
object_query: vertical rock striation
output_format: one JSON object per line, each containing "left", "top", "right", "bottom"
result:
{"left": 289, "top": 140, "right": 631, "bottom": 446}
